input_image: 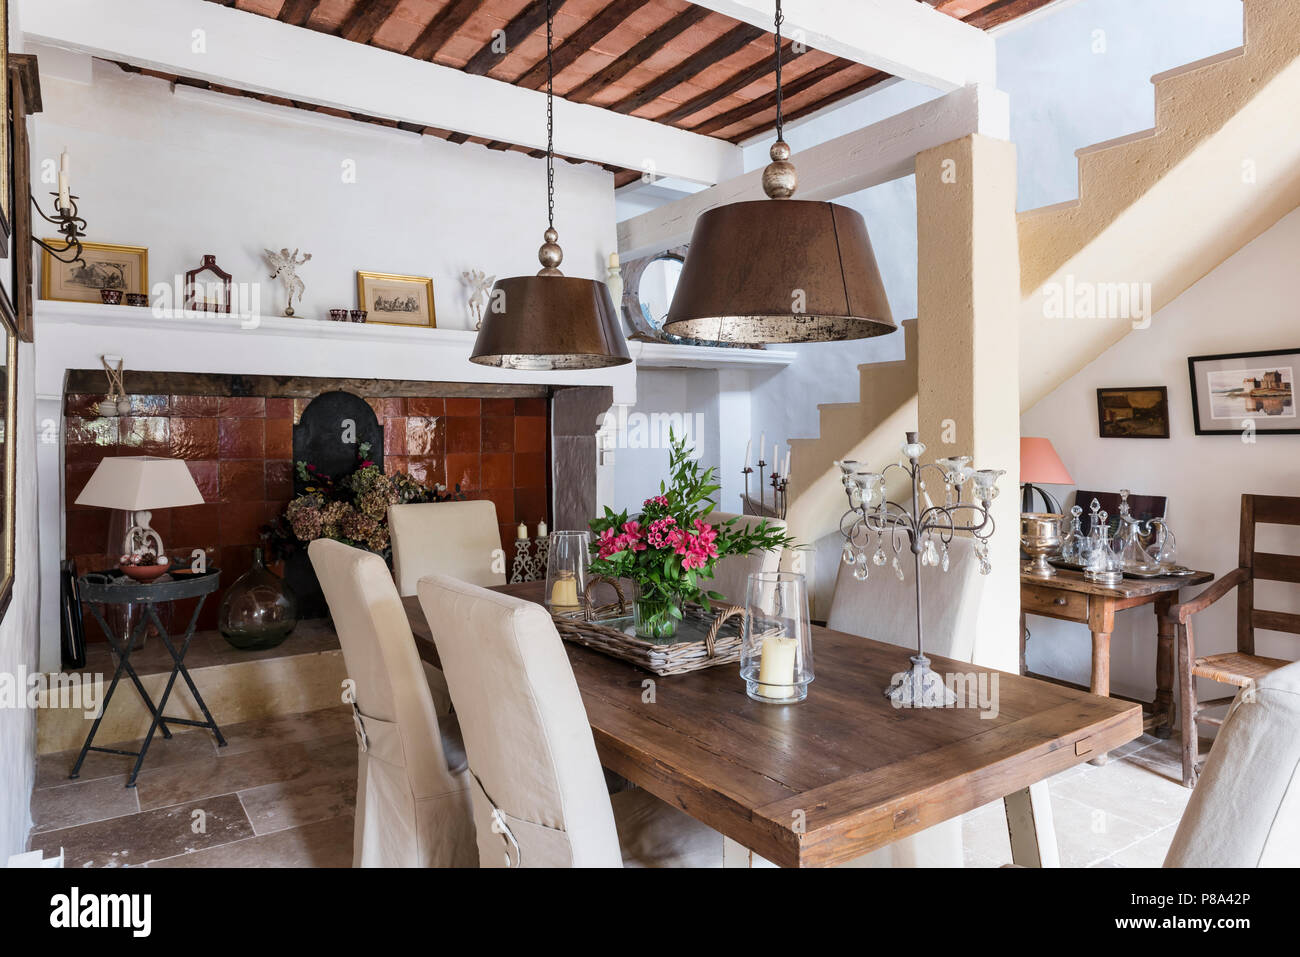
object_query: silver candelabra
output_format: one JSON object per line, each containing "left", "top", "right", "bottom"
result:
{"left": 837, "top": 431, "right": 1005, "bottom": 707}
{"left": 741, "top": 459, "right": 789, "bottom": 519}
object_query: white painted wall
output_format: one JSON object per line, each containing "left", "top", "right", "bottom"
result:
{"left": 30, "top": 50, "right": 618, "bottom": 327}
{"left": 1021, "top": 206, "right": 1300, "bottom": 699}
{"left": 1, "top": 6, "right": 45, "bottom": 861}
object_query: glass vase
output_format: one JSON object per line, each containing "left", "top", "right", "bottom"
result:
{"left": 633, "top": 594, "right": 682, "bottom": 640}
{"left": 219, "top": 548, "right": 299, "bottom": 650}
{"left": 739, "top": 571, "right": 814, "bottom": 703}
{"left": 545, "top": 530, "right": 591, "bottom": 613}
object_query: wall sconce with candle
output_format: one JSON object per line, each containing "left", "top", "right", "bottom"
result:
{"left": 32, "top": 148, "right": 87, "bottom": 266}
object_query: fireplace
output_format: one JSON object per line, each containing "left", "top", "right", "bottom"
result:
{"left": 63, "top": 371, "right": 557, "bottom": 633}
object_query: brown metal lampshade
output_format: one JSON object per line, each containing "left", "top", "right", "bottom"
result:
{"left": 662, "top": 197, "right": 896, "bottom": 344}
{"left": 469, "top": 273, "right": 631, "bottom": 370}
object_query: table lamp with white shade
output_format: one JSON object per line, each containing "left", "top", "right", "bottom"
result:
{"left": 75, "top": 456, "right": 205, "bottom": 569}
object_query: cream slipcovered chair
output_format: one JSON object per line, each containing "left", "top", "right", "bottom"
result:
{"left": 389, "top": 499, "right": 506, "bottom": 596}
{"left": 706, "top": 511, "right": 786, "bottom": 607}
{"left": 309, "top": 540, "right": 477, "bottom": 868}
{"left": 1164, "top": 660, "right": 1300, "bottom": 867}
{"left": 416, "top": 573, "right": 724, "bottom": 868}
{"left": 826, "top": 535, "right": 986, "bottom": 867}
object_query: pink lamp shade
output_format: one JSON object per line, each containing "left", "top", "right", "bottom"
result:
{"left": 1020, "top": 437, "right": 1074, "bottom": 485}
{"left": 75, "top": 456, "right": 205, "bottom": 510}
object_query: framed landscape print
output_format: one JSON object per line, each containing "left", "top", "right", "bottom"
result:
{"left": 1188, "top": 348, "right": 1298, "bottom": 435}
{"left": 356, "top": 270, "right": 436, "bottom": 328}
{"left": 1096, "top": 386, "right": 1170, "bottom": 438}
{"left": 42, "top": 241, "right": 149, "bottom": 303}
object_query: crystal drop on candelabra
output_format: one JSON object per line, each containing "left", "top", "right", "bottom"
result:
{"left": 978, "top": 557, "right": 992, "bottom": 576}
{"left": 841, "top": 541, "right": 855, "bottom": 566}
{"left": 873, "top": 544, "right": 887, "bottom": 566}
{"left": 853, "top": 562, "right": 868, "bottom": 581}
{"left": 922, "top": 536, "right": 939, "bottom": 567}
{"left": 892, "top": 555, "right": 904, "bottom": 581}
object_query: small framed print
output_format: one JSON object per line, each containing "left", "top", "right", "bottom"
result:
{"left": 42, "top": 241, "right": 149, "bottom": 304}
{"left": 356, "top": 270, "right": 436, "bottom": 328}
{"left": 1096, "top": 386, "right": 1170, "bottom": 439}
{"left": 1188, "top": 348, "right": 1298, "bottom": 435}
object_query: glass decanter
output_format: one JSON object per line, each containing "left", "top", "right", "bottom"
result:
{"left": 1060, "top": 504, "right": 1085, "bottom": 564}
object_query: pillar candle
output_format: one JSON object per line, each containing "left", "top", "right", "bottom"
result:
{"left": 608, "top": 252, "right": 620, "bottom": 269}
{"left": 756, "top": 635, "right": 798, "bottom": 698}
{"left": 537, "top": 521, "right": 548, "bottom": 537}
{"left": 516, "top": 523, "right": 528, "bottom": 540}
{"left": 550, "top": 572, "right": 579, "bottom": 607}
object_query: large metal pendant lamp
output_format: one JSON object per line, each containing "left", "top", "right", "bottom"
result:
{"left": 662, "top": 1, "right": 896, "bottom": 344}
{"left": 470, "top": 1, "right": 630, "bottom": 371}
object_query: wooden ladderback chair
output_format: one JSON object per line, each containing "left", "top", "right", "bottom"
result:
{"left": 1169, "top": 494, "right": 1300, "bottom": 787}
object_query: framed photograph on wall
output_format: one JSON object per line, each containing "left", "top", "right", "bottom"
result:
{"left": 41, "top": 240, "right": 149, "bottom": 303}
{"left": 1188, "top": 348, "right": 1298, "bottom": 435}
{"left": 356, "top": 270, "right": 436, "bottom": 328}
{"left": 1095, "top": 386, "right": 1170, "bottom": 438}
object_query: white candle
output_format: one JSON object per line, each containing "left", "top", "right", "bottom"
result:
{"left": 756, "top": 635, "right": 798, "bottom": 698}
{"left": 608, "top": 252, "right": 620, "bottom": 269}
{"left": 536, "top": 521, "right": 548, "bottom": 537}
{"left": 60, "top": 148, "right": 70, "bottom": 174}
{"left": 783, "top": 452, "right": 790, "bottom": 477}
{"left": 744, "top": 439, "right": 751, "bottom": 468}
{"left": 773, "top": 444, "right": 779, "bottom": 470}
{"left": 57, "top": 173, "right": 70, "bottom": 212}
{"left": 759, "top": 432, "right": 765, "bottom": 461}
{"left": 516, "top": 523, "right": 528, "bottom": 540}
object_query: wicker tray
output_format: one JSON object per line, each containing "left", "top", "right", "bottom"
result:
{"left": 551, "top": 577, "right": 747, "bottom": 676}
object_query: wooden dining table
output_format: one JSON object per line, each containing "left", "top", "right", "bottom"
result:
{"left": 404, "top": 581, "right": 1142, "bottom": 868}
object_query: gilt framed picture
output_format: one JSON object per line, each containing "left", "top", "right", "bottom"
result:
{"left": 41, "top": 241, "right": 149, "bottom": 303}
{"left": 1096, "top": 386, "right": 1170, "bottom": 438}
{"left": 1188, "top": 348, "right": 1298, "bottom": 435}
{"left": 0, "top": 0, "right": 11, "bottom": 246}
{"left": 356, "top": 270, "right": 436, "bottom": 328}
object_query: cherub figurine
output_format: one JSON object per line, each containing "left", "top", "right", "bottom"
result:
{"left": 463, "top": 269, "right": 495, "bottom": 330}
{"left": 265, "top": 248, "right": 313, "bottom": 317}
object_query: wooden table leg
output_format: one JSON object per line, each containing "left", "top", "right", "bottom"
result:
{"left": 1152, "top": 594, "right": 1176, "bottom": 739}
{"left": 1177, "top": 620, "right": 1200, "bottom": 789}
{"left": 1019, "top": 610, "right": 1028, "bottom": 675}
{"left": 1004, "top": 781, "right": 1059, "bottom": 867}
{"left": 1087, "top": 599, "right": 1114, "bottom": 766}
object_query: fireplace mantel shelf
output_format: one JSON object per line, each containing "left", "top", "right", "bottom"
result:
{"left": 34, "top": 301, "right": 795, "bottom": 385}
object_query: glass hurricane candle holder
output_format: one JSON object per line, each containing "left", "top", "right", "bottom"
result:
{"left": 545, "top": 530, "right": 591, "bottom": 613}
{"left": 739, "top": 571, "right": 814, "bottom": 704}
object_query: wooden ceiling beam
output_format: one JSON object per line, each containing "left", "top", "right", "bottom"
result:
{"left": 405, "top": 0, "right": 486, "bottom": 62}
{"left": 277, "top": 0, "right": 320, "bottom": 28}
{"left": 688, "top": 58, "right": 846, "bottom": 137}
{"left": 463, "top": 0, "right": 569, "bottom": 77}
{"left": 339, "top": 0, "right": 402, "bottom": 44}
{"left": 513, "top": 0, "right": 647, "bottom": 90}
{"left": 608, "top": 22, "right": 764, "bottom": 116}
{"left": 725, "top": 69, "right": 888, "bottom": 143}
{"left": 564, "top": 6, "right": 711, "bottom": 102}
{"left": 964, "top": 0, "right": 1058, "bottom": 30}
{"left": 653, "top": 39, "right": 803, "bottom": 126}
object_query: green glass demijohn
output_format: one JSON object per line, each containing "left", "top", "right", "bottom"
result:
{"left": 219, "top": 548, "right": 298, "bottom": 650}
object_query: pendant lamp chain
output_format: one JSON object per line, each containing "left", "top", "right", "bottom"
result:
{"left": 546, "top": 0, "right": 555, "bottom": 232}
{"left": 773, "top": 0, "right": 784, "bottom": 141}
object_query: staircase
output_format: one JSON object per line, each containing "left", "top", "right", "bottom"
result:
{"left": 784, "top": 0, "right": 1300, "bottom": 611}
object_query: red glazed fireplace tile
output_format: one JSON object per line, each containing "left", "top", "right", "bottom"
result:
{"left": 481, "top": 452, "right": 513, "bottom": 489}
{"left": 170, "top": 503, "right": 222, "bottom": 550}
{"left": 219, "top": 396, "right": 266, "bottom": 418}
{"left": 445, "top": 453, "right": 480, "bottom": 491}
{"left": 514, "top": 416, "right": 548, "bottom": 454}
{"left": 265, "top": 461, "right": 294, "bottom": 501}
{"left": 446, "top": 415, "right": 480, "bottom": 453}
{"left": 384, "top": 418, "right": 408, "bottom": 456}
{"left": 65, "top": 463, "right": 100, "bottom": 508}
{"left": 515, "top": 397, "right": 547, "bottom": 416}
{"left": 169, "top": 417, "right": 219, "bottom": 460}
{"left": 170, "top": 395, "right": 221, "bottom": 416}
{"left": 127, "top": 394, "right": 169, "bottom": 415}
{"left": 265, "top": 418, "right": 293, "bottom": 459}
{"left": 65, "top": 418, "right": 118, "bottom": 464}
{"left": 185, "top": 461, "right": 220, "bottom": 502}
{"left": 66, "top": 509, "right": 110, "bottom": 558}
{"left": 514, "top": 487, "right": 548, "bottom": 529}
{"left": 119, "top": 417, "right": 171, "bottom": 456}
{"left": 65, "top": 394, "right": 104, "bottom": 417}
{"left": 404, "top": 456, "right": 445, "bottom": 488}
{"left": 367, "top": 397, "right": 405, "bottom": 419}
{"left": 219, "top": 460, "right": 266, "bottom": 503}
{"left": 406, "top": 396, "right": 444, "bottom": 417}
{"left": 515, "top": 452, "right": 548, "bottom": 488}
{"left": 219, "top": 502, "right": 268, "bottom": 545}
{"left": 498, "top": 523, "right": 518, "bottom": 554}
{"left": 384, "top": 455, "right": 409, "bottom": 476}
{"left": 218, "top": 418, "right": 266, "bottom": 459}
{"left": 482, "top": 398, "right": 514, "bottom": 416}
{"left": 445, "top": 397, "right": 480, "bottom": 417}
{"left": 266, "top": 397, "right": 294, "bottom": 420}
{"left": 406, "top": 416, "right": 444, "bottom": 456}
{"left": 481, "top": 416, "right": 514, "bottom": 453}
{"left": 480, "top": 488, "right": 514, "bottom": 524}
{"left": 219, "top": 545, "right": 257, "bottom": 589}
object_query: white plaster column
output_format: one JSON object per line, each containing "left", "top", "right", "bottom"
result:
{"left": 915, "top": 134, "right": 1022, "bottom": 673}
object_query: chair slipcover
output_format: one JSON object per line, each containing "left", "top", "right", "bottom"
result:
{"left": 309, "top": 540, "right": 476, "bottom": 868}
{"left": 706, "top": 511, "right": 786, "bottom": 606}
{"left": 827, "top": 535, "right": 986, "bottom": 868}
{"left": 389, "top": 500, "right": 507, "bottom": 596}
{"left": 1164, "top": 660, "right": 1300, "bottom": 867}
{"left": 417, "top": 573, "right": 723, "bottom": 868}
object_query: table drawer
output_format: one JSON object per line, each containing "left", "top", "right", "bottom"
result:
{"left": 1022, "top": 584, "right": 1088, "bottom": 620}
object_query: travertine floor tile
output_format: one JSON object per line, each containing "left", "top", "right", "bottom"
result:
{"left": 35, "top": 726, "right": 217, "bottom": 789}
{"left": 149, "top": 814, "right": 354, "bottom": 868}
{"left": 30, "top": 775, "right": 141, "bottom": 833}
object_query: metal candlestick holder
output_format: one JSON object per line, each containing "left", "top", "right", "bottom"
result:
{"left": 742, "top": 459, "right": 789, "bottom": 519}
{"left": 509, "top": 536, "right": 550, "bottom": 584}
{"left": 32, "top": 191, "right": 88, "bottom": 265}
{"left": 837, "top": 431, "right": 1004, "bottom": 707}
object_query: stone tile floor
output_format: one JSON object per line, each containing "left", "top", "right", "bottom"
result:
{"left": 30, "top": 707, "right": 1208, "bottom": 868}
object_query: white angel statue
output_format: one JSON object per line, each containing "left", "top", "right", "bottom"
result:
{"left": 265, "top": 248, "right": 313, "bottom": 317}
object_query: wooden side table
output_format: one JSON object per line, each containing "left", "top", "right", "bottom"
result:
{"left": 1020, "top": 567, "right": 1212, "bottom": 761}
